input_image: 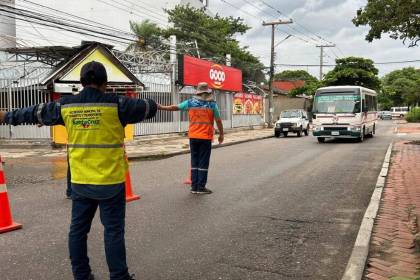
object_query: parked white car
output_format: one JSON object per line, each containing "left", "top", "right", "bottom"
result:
{"left": 274, "top": 109, "right": 310, "bottom": 138}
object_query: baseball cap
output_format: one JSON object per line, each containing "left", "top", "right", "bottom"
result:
{"left": 80, "top": 61, "right": 108, "bottom": 87}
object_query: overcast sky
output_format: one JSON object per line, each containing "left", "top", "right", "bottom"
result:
{"left": 5, "top": 0, "right": 420, "bottom": 78}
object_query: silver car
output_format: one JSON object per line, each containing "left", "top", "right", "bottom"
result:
{"left": 379, "top": 111, "right": 392, "bottom": 120}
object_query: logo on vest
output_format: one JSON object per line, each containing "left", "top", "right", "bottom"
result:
{"left": 73, "top": 118, "right": 100, "bottom": 129}
{"left": 209, "top": 64, "right": 225, "bottom": 89}
{"left": 69, "top": 109, "right": 102, "bottom": 130}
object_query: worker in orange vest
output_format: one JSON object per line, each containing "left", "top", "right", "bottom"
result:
{"left": 158, "top": 82, "right": 224, "bottom": 194}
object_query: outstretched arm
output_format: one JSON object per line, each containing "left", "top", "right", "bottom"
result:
{"left": 158, "top": 104, "right": 180, "bottom": 111}
{"left": 0, "top": 102, "right": 64, "bottom": 126}
{"left": 118, "top": 96, "right": 157, "bottom": 125}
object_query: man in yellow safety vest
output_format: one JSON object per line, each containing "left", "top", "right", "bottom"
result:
{"left": 0, "top": 61, "right": 157, "bottom": 280}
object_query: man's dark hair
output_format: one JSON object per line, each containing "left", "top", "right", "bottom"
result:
{"left": 80, "top": 61, "right": 108, "bottom": 87}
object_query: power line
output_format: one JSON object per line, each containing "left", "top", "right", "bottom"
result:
{"left": 118, "top": 0, "right": 168, "bottom": 20}
{"left": 0, "top": 9, "right": 131, "bottom": 45}
{"left": 275, "top": 59, "right": 420, "bottom": 67}
{"left": 258, "top": 0, "right": 333, "bottom": 46}
{"left": 95, "top": 0, "right": 168, "bottom": 27}
{"left": 219, "top": 0, "right": 258, "bottom": 19}
{"left": 221, "top": 0, "right": 318, "bottom": 46}
{"left": 18, "top": 0, "right": 134, "bottom": 37}
{"left": 0, "top": 4, "right": 137, "bottom": 44}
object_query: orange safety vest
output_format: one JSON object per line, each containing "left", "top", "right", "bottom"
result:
{"left": 188, "top": 107, "right": 215, "bottom": 140}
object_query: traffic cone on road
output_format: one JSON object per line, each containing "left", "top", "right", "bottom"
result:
{"left": 0, "top": 157, "right": 22, "bottom": 234}
{"left": 124, "top": 153, "right": 140, "bottom": 203}
{"left": 183, "top": 167, "right": 192, "bottom": 185}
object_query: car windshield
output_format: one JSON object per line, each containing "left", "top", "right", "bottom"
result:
{"left": 313, "top": 93, "right": 361, "bottom": 114}
{"left": 281, "top": 111, "right": 300, "bottom": 118}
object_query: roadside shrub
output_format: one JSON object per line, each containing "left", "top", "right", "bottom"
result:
{"left": 406, "top": 108, "right": 420, "bottom": 123}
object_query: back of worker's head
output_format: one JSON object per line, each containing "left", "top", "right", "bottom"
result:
{"left": 80, "top": 61, "right": 108, "bottom": 89}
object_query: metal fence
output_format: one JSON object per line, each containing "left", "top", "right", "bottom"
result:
{"left": 0, "top": 77, "right": 264, "bottom": 139}
{"left": 0, "top": 79, "right": 50, "bottom": 139}
{"left": 134, "top": 87, "right": 263, "bottom": 136}
{"left": 134, "top": 80, "right": 179, "bottom": 135}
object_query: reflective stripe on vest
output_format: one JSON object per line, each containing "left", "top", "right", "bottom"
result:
{"left": 61, "top": 103, "right": 127, "bottom": 185}
{"left": 188, "top": 107, "right": 214, "bottom": 140}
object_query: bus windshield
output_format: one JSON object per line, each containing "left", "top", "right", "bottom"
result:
{"left": 313, "top": 93, "right": 361, "bottom": 114}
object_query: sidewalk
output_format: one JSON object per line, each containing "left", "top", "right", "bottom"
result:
{"left": 364, "top": 141, "right": 420, "bottom": 280}
{"left": 0, "top": 128, "right": 273, "bottom": 160}
{"left": 397, "top": 121, "right": 420, "bottom": 135}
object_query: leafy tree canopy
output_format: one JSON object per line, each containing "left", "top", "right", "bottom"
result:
{"left": 164, "top": 5, "right": 266, "bottom": 83}
{"left": 323, "top": 57, "right": 381, "bottom": 90}
{"left": 274, "top": 70, "right": 318, "bottom": 83}
{"left": 353, "top": 0, "right": 420, "bottom": 47}
{"left": 381, "top": 67, "right": 420, "bottom": 107}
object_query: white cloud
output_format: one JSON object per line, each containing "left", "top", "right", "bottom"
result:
{"left": 4, "top": 0, "right": 420, "bottom": 78}
{"left": 211, "top": 0, "right": 420, "bottom": 77}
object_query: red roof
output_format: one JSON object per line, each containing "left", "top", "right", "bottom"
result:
{"left": 272, "top": 80, "right": 305, "bottom": 93}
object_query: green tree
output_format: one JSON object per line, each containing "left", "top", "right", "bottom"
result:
{"left": 274, "top": 70, "right": 317, "bottom": 83}
{"left": 382, "top": 67, "right": 420, "bottom": 107}
{"left": 164, "top": 5, "right": 265, "bottom": 83}
{"left": 353, "top": 0, "right": 420, "bottom": 47}
{"left": 323, "top": 57, "right": 381, "bottom": 90}
{"left": 377, "top": 86, "right": 394, "bottom": 110}
{"left": 127, "top": 20, "right": 162, "bottom": 52}
{"left": 289, "top": 81, "right": 322, "bottom": 97}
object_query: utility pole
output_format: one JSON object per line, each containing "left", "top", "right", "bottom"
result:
{"left": 316, "top": 44, "right": 335, "bottom": 80}
{"left": 263, "top": 19, "right": 293, "bottom": 127}
{"left": 169, "top": 35, "right": 180, "bottom": 132}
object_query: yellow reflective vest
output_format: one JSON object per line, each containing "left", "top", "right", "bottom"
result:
{"left": 61, "top": 102, "right": 127, "bottom": 185}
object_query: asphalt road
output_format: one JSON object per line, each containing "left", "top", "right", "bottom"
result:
{"left": 0, "top": 120, "right": 397, "bottom": 280}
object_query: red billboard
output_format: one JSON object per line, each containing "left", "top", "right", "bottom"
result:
{"left": 178, "top": 55, "right": 242, "bottom": 92}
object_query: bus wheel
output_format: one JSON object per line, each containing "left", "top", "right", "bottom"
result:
{"left": 358, "top": 128, "right": 365, "bottom": 142}
{"left": 371, "top": 124, "right": 376, "bottom": 137}
{"left": 317, "top": 137, "right": 325, "bottom": 143}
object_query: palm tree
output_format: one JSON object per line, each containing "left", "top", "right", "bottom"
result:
{"left": 127, "top": 20, "right": 162, "bottom": 52}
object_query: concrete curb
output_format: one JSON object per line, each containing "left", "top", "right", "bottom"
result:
{"left": 127, "top": 135, "right": 274, "bottom": 160}
{"left": 341, "top": 142, "right": 393, "bottom": 280}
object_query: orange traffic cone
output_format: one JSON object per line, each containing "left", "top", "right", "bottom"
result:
{"left": 124, "top": 153, "right": 140, "bottom": 202}
{"left": 0, "top": 157, "right": 22, "bottom": 234}
{"left": 183, "top": 167, "right": 192, "bottom": 185}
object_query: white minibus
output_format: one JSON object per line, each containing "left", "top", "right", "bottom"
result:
{"left": 312, "top": 86, "right": 378, "bottom": 143}
{"left": 390, "top": 107, "right": 409, "bottom": 118}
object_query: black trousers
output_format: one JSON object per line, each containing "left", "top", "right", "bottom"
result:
{"left": 69, "top": 188, "right": 129, "bottom": 280}
{"left": 190, "top": 138, "right": 212, "bottom": 191}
